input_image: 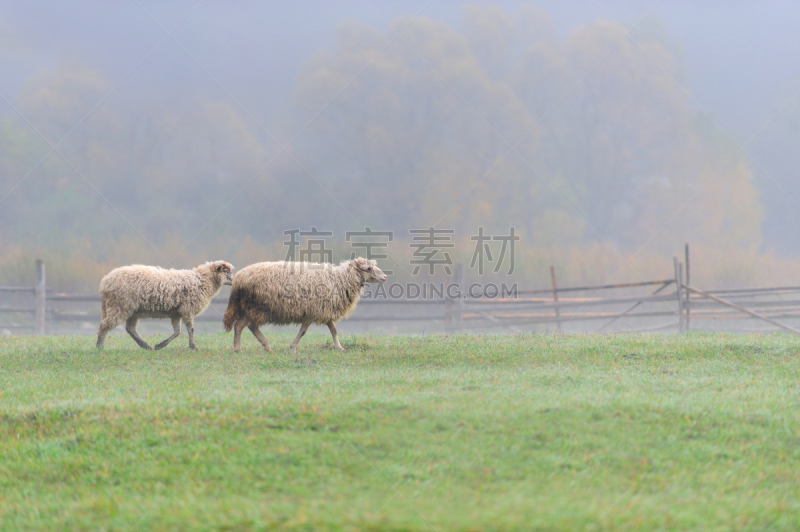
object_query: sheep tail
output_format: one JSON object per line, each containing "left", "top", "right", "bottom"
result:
{"left": 222, "top": 291, "right": 241, "bottom": 332}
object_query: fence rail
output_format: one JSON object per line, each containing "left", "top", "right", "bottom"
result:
{"left": 4, "top": 247, "right": 800, "bottom": 335}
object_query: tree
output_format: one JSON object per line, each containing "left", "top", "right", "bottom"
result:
{"left": 750, "top": 94, "right": 800, "bottom": 255}
{"left": 293, "top": 9, "right": 763, "bottom": 252}
{"left": 511, "top": 17, "right": 761, "bottom": 251}
{"left": 293, "top": 16, "right": 537, "bottom": 234}
{"left": 6, "top": 67, "right": 272, "bottom": 253}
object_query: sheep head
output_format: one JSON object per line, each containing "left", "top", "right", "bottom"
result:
{"left": 351, "top": 257, "right": 387, "bottom": 283}
{"left": 205, "top": 260, "right": 234, "bottom": 285}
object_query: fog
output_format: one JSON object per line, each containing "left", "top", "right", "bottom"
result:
{"left": 1, "top": 1, "right": 799, "bottom": 290}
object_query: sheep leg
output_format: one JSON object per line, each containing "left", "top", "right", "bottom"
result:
{"left": 289, "top": 322, "right": 311, "bottom": 353}
{"left": 248, "top": 323, "right": 272, "bottom": 352}
{"left": 327, "top": 321, "right": 345, "bottom": 351}
{"left": 125, "top": 317, "right": 152, "bottom": 350}
{"left": 233, "top": 316, "right": 249, "bottom": 353}
{"left": 96, "top": 318, "right": 119, "bottom": 349}
{"left": 154, "top": 317, "right": 181, "bottom": 350}
{"left": 96, "top": 301, "right": 112, "bottom": 348}
{"left": 183, "top": 317, "right": 196, "bottom": 349}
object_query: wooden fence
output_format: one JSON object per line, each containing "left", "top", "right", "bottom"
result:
{"left": 3, "top": 247, "right": 800, "bottom": 335}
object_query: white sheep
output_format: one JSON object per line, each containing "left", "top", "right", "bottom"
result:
{"left": 96, "top": 261, "right": 233, "bottom": 350}
{"left": 222, "top": 257, "right": 387, "bottom": 352}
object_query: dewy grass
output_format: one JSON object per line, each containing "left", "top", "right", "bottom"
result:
{"left": 2, "top": 332, "right": 800, "bottom": 530}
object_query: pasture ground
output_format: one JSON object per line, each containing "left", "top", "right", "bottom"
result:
{"left": 1, "top": 331, "right": 800, "bottom": 531}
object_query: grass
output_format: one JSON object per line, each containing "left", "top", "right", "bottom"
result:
{"left": 2, "top": 331, "right": 800, "bottom": 531}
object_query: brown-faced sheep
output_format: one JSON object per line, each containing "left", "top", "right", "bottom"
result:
{"left": 223, "top": 257, "right": 387, "bottom": 353}
{"left": 96, "top": 261, "right": 233, "bottom": 350}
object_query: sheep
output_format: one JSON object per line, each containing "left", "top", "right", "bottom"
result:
{"left": 96, "top": 261, "right": 233, "bottom": 350}
{"left": 223, "top": 257, "right": 387, "bottom": 353}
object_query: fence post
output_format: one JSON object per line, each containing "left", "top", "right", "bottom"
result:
{"left": 550, "top": 265, "right": 562, "bottom": 333}
{"left": 453, "top": 263, "right": 463, "bottom": 330}
{"left": 673, "top": 257, "right": 684, "bottom": 333}
{"left": 35, "top": 259, "right": 46, "bottom": 336}
{"left": 684, "top": 243, "right": 691, "bottom": 331}
{"left": 445, "top": 264, "right": 463, "bottom": 333}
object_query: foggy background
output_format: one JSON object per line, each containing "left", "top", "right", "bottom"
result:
{"left": 1, "top": 1, "right": 799, "bottom": 291}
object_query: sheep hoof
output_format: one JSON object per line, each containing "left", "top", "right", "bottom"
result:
{"left": 334, "top": 346, "right": 345, "bottom": 351}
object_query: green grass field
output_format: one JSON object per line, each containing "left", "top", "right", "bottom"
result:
{"left": 2, "top": 331, "right": 800, "bottom": 531}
